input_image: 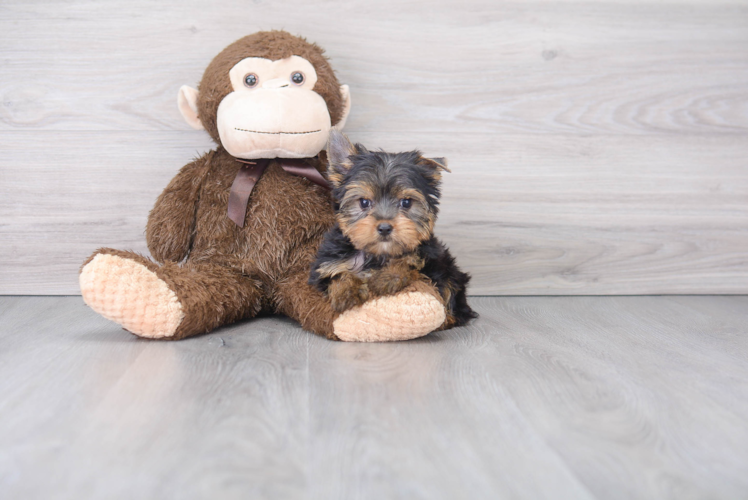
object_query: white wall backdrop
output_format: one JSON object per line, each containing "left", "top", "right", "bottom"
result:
{"left": 1, "top": 0, "right": 747, "bottom": 294}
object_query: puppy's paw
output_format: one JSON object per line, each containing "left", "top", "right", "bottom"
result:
{"left": 331, "top": 292, "right": 368, "bottom": 313}
{"left": 400, "top": 254, "right": 426, "bottom": 271}
{"left": 368, "top": 270, "right": 420, "bottom": 297}
{"left": 328, "top": 274, "right": 369, "bottom": 312}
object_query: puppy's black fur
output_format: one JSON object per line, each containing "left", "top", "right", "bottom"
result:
{"left": 309, "top": 130, "right": 477, "bottom": 329}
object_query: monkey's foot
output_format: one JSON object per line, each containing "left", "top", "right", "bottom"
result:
{"left": 332, "top": 281, "right": 446, "bottom": 342}
{"left": 80, "top": 253, "right": 184, "bottom": 339}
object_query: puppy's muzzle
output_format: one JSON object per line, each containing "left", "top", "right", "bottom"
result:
{"left": 377, "top": 222, "right": 393, "bottom": 238}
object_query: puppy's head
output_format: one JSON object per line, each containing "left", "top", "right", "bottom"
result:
{"left": 326, "top": 130, "right": 448, "bottom": 257}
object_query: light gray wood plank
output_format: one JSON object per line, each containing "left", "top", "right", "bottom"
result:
{"left": 3, "top": 295, "right": 747, "bottom": 499}
{"left": 478, "top": 296, "right": 748, "bottom": 499}
{"left": 1, "top": 1, "right": 747, "bottom": 135}
{"left": 0, "top": 297, "right": 311, "bottom": 500}
{"left": 2, "top": 131, "right": 746, "bottom": 294}
{"left": 306, "top": 295, "right": 748, "bottom": 499}
{"left": 306, "top": 337, "right": 597, "bottom": 499}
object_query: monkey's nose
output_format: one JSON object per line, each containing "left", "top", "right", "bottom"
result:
{"left": 262, "top": 78, "right": 291, "bottom": 89}
{"left": 377, "top": 223, "right": 393, "bottom": 237}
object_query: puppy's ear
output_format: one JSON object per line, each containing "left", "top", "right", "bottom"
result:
{"left": 422, "top": 157, "right": 451, "bottom": 173}
{"left": 327, "top": 129, "right": 357, "bottom": 187}
{"left": 418, "top": 156, "right": 450, "bottom": 187}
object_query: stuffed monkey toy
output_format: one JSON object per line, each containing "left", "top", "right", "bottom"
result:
{"left": 79, "top": 31, "right": 447, "bottom": 342}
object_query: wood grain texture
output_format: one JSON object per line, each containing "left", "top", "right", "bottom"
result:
{"left": 2, "top": 0, "right": 747, "bottom": 135}
{"left": 0, "top": 297, "right": 311, "bottom": 499}
{"left": 1, "top": 295, "right": 747, "bottom": 499}
{"left": 1, "top": 0, "right": 747, "bottom": 294}
{"left": 2, "top": 131, "right": 746, "bottom": 294}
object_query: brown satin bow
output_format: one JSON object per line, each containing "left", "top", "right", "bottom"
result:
{"left": 228, "top": 157, "right": 331, "bottom": 227}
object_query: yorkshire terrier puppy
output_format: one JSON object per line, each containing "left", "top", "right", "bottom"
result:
{"left": 309, "top": 130, "right": 477, "bottom": 330}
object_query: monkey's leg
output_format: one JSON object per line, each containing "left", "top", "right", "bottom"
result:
{"left": 273, "top": 268, "right": 340, "bottom": 340}
{"left": 332, "top": 279, "right": 447, "bottom": 342}
{"left": 276, "top": 267, "right": 446, "bottom": 342}
{"left": 80, "top": 248, "right": 262, "bottom": 340}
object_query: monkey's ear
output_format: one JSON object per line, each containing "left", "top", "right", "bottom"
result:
{"left": 178, "top": 85, "right": 204, "bottom": 130}
{"left": 327, "top": 129, "right": 357, "bottom": 186}
{"left": 332, "top": 84, "right": 352, "bottom": 130}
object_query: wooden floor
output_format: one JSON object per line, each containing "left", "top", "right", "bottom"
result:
{"left": 1, "top": 296, "right": 747, "bottom": 499}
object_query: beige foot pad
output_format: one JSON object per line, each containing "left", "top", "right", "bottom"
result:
{"left": 79, "top": 254, "right": 184, "bottom": 339}
{"left": 333, "top": 287, "right": 446, "bottom": 342}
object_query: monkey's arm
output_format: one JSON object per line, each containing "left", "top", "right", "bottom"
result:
{"left": 146, "top": 152, "right": 212, "bottom": 264}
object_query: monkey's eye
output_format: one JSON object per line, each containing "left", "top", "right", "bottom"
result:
{"left": 399, "top": 198, "right": 412, "bottom": 209}
{"left": 291, "top": 71, "right": 305, "bottom": 85}
{"left": 359, "top": 198, "right": 372, "bottom": 210}
{"left": 244, "top": 73, "right": 258, "bottom": 88}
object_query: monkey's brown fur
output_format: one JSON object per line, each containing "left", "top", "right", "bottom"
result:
{"left": 86, "top": 151, "right": 340, "bottom": 339}
{"left": 80, "top": 33, "right": 340, "bottom": 340}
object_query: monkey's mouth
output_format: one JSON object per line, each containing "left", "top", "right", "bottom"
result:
{"left": 234, "top": 128, "right": 321, "bottom": 135}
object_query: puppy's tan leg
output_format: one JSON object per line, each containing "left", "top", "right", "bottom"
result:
{"left": 367, "top": 254, "right": 425, "bottom": 297}
{"left": 327, "top": 272, "right": 370, "bottom": 312}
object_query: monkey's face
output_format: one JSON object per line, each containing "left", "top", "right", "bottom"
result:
{"left": 178, "top": 46, "right": 351, "bottom": 160}
{"left": 217, "top": 56, "right": 331, "bottom": 159}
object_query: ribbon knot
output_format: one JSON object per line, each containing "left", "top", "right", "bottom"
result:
{"left": 228, "top": 158, "right": 330, "bottom": 227}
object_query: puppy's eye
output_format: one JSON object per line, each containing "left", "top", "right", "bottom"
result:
{"left": 291, "top": 71, "right": 305, "bottom": 85}
{"left": 244, "top": 73, "right": 258, "bottom": 88}
{"left": 399, "top": 198, "right": 412, "bottom": 209}
{"left": 359, "top": 199, "right": 372, "bottom": 210}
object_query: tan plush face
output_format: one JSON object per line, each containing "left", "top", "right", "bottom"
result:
{"left": 215, "top": 56, "right": 331, "bottom": 159}
{"left": 179, "top": 44, "right": 351, "bottom": 160}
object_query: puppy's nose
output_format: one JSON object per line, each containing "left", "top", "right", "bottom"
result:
{"left": 377, "top": 223, "right": 393, "bottom": 236}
